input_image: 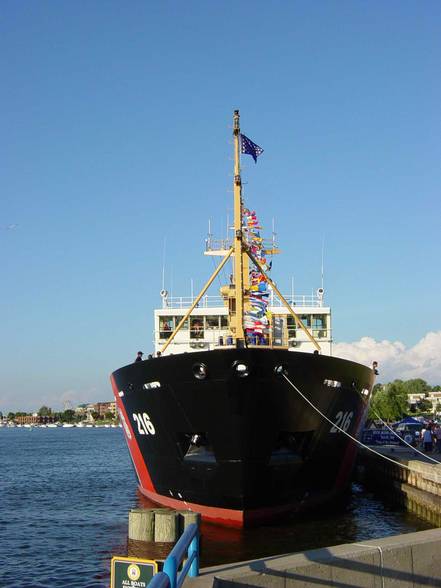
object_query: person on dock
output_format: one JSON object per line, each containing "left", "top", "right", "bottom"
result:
{"left": 434, "top": 425, "right": 441, "bottom": 453}
{"left": 422, "top": 426, "right": 434, "bottom": 452}
{"left": 135, "top": 351, "right": 143, "bottom": 362}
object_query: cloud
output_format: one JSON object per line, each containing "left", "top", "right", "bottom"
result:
{"left": 334, "top": 331, "right": 441, "bottom": 385}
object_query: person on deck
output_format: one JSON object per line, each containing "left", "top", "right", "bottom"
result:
{"left": 135, "top": 351, "right": 143, "bottom": 362}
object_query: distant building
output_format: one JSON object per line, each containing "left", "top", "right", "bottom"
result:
{"left": 15, "top": 414, "right": 56, "bottom": 425}
{"left": 74, "top": 401, "right": 117, "bottom": 419}
{"left": 408, "top": 391, "right": 441, "bottom": 413}
{"left": 96, "top": 401, "right": 117, "bottom": 417}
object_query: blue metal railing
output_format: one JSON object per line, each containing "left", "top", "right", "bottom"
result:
{"left": 149, "top": 523, "right": 199, "bottom": 588}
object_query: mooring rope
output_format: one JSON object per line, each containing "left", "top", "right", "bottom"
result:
{"left": 281, "top": 372, "right": 425, "bottom": 473}
{"left": 369, "top": 407, "right": 441, "bottom": 465}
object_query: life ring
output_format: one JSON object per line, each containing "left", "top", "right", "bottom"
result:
{"left": 404, "top": 434, "right": 413, "bottom": 445}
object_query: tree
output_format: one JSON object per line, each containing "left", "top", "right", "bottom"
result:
{"left": 104, "top": 411, "right": 114, "bottom": 420}
{"left": 416, "top": 398, "right": 432, "bottom": 413}
{"left": 402, "top": 379, "right": 429, "bottom": 396}
{"left": 60, "top": 409, "right": 75, "bottom": 422}
{"left": 368, "top": 380, "right": 408, "bottom": 421}
{"left": 38, "top": 405, "right": 52, "bottom": 416}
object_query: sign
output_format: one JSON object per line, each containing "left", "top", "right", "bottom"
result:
{"left": 361, "top": 429, "right": 400, "bottom": 446}
{"left": 111, "top": 556, "right": 158, "bottom": 588}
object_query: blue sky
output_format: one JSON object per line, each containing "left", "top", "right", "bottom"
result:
{"left": 1, "top": 1, "right": 440, "bottom": 411}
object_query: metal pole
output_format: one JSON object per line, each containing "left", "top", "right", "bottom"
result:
{"left": 245, "top": 248, "right": 321, "bottom": 351}
{"left": 160, "top": 248, "right": 234, "bottom": 354}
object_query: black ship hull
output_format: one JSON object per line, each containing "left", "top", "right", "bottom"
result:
{"left": 111, "top": 349, "right": 374, "bottom": 527}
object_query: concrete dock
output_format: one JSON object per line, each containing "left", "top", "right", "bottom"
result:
{"left": 358, "top": 446, "right": 441, "bottom": 526}
{"left": 184, "top": 528, "right": 441, "bottom": 588}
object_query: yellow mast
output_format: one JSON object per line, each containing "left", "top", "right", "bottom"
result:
{"left": 231, "top": 110, "right": 245, "bottom": 345}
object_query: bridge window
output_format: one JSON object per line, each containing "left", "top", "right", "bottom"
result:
{"left": 190, "top": 316, "right": 204, "bottom": 339}
{"left": 159, "top": 316, "right": 173, "bottom": 340}
{"left": 173, "top": 316, "right": 188, "bottom": 329}
{"left": 312, "top": 315, "right": 327, "bottom": 338}
{"left": 206, "top": 316, "right": 220, "bottom": 329}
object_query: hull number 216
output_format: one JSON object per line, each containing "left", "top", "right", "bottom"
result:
{"left": 133, "top": 413, "right": 156, "bottom": 435}
{"left": 330, "top": 411, "right": 353, "bottom": 433}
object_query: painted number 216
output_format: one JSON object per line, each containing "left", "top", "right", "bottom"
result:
{"left": 330, "top": 411, "right": 353, "bottom": 433}
{"left": 133, "top": 413, "right": 156, "bottom": 435}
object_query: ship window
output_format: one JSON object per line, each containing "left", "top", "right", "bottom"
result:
{"left": 159, "top": 316, "right": 173, "bottom": 340}
{"left": 312, "top": 315, "right": 326, "bottom": 328}
{"left": 312, "top": 315, "right": 327, "bottom": 338}
{"left": 190, "top": 316, "right": 204, "bottom": 339}
{"left": 220, "top": 315, "right": 228, "bottom": 328}
{"left": 287, "top": 316, "right": 297, "bottom": 338}
{"left": 300, "top": 315, "right": 311, "bottom": 327}
{"left": 206, "top": 316, "right": 219, "bottom": 329}
{"left": 173, "top": 316, "right": 188, "bottom": 329}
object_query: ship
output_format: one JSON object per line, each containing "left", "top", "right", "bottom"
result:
{"left": 111, "top": 111, "right": 376, "bottom": 527}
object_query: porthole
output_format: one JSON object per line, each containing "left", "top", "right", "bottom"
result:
{"left": 232, "top": 361, "right": 250, "bottom": 378}
{"left": 192, "top": 363, "right": 208, "bottom": 380}
{"left": 274, "top": 365, "right": 288, "bottom": 377}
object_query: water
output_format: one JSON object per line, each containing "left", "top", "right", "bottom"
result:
{"left": 0, "top": 428, "right": 432, "bottom": 587}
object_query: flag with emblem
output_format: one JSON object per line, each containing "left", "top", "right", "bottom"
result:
{"left": 240, "top": 134, "right": 264, "bottom": 163}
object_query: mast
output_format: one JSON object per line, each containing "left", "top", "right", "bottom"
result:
{"left": 232, "top": 110, "right": 245, "bottom": 345}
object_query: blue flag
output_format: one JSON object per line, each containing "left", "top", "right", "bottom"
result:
{"left": 240, "top": 134, "right": 264, "bottom": 163}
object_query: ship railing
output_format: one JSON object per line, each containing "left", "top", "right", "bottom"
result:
{"left": 149, "top": 523, "right": 199, "bottom": 588}
{"left": 163, "top": 295, "right": 225, "bottom": 309}
{"left": 163, "top": 294, "right": 325, "bottom": 309}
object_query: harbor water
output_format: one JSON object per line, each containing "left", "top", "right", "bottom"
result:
{"left": 1, "top": 427, "right": 432, "bottom": 588}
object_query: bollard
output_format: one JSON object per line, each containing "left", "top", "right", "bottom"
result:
{"left": 128, "top": 508, "right": 155, "bottom": 542}
{"left": 154, "top": 511, "right": 179, "bottom": 543}
{"left": 178, "top": 511, "right": 201, "bottom": 535}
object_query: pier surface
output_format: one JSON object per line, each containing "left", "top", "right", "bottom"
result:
{"left": 184, "top": 528, "right": 441, "bottom": 588}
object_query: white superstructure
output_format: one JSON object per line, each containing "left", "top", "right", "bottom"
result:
{"left": 154, "top": 291, "right": 332, "bottom": 356}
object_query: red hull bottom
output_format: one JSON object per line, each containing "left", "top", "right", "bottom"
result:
{"left": 138, "top": 484, "right": 345, "bottom": 528}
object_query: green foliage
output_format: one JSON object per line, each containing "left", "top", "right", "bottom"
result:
{"left": 368, "top": 379, "right": 408, "bottom": 421}
{"left": 59, "top": 409, "right": 76, "bottom": 422}
{"left": 401, "top": 378, "right": 429, "bottom": 395}
{"left": 38, "top": 405, "right": 52, "bottom": 416}
{"left": 416, "top": 398, "right": 432, "bottom": 412}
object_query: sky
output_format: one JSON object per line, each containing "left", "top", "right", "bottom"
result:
{"left": 1, "top": 1, "right": 441, "bottom": 412}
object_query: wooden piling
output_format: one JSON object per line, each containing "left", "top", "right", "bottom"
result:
{"left": 128, "top": 508, "right": 155, "bottom": 541}
{"left": 154, "top": 511, "right": 179, "bottom": 543}
{"left": 127, "top": 508, "right": 198, "bottom": 563}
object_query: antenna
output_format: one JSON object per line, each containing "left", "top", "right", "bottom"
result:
{"left": 162, "top": 237, "right": 167, "bottom": 291}
{"left": 321, "top": 235, "right": 325, "bottom": 291}
{"left": 170, "top": 266, "right": 173, "bottom": 301}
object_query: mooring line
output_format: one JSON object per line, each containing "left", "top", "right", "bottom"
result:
{"left": 281, "top": 373, "right": 424, "bottom": 473}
